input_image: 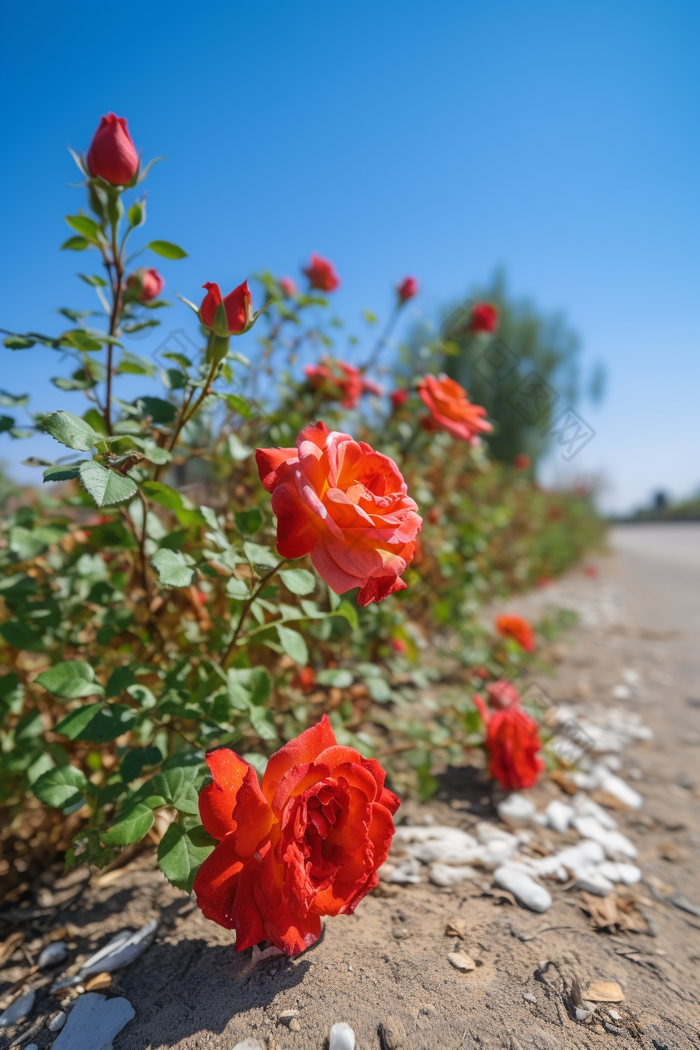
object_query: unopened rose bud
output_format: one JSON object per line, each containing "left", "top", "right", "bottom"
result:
{"left": 390, "top": 389, "right": 408, "bottom": 410}
{"left": 513, "top": 453, "right": 530, "bottom": 470}
{"left": 396, "top": 276, "right": 418, "bottom": 304}
{"left": 200, "top": 280, "right": 254, "bottom": 335}
{"left": 303, "top": 253, "right": 340, "bottom": 292}
{"left": 279, "top": 276, "right": 297, "bottom": 298}
{"left": 470, "top": 302, "right": 498, "bottom": 333}
{"left": 87, "top": 113, "right": 139, "bottom": 186}
{"left": 126, "top": 267, "right": 165, "bottom": 303}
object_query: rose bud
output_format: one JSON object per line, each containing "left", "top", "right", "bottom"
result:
{"left": 390, "top": 388, "right": 408, "bottom": 410}
{"left": 390, "top": 638, "right": 407, "bottom": 654}
{"left": 486, "top": 679, "right": 520, "bottom": 710}
{"left": 495, "top": 613, "right": 535, "bottom": 653}
{"left": 126, "top": 267, "right": 165, "bottom": 303}
{"left": 87, "top": 113, "right": 139, "bottom": 186}
{"left": 396, "top": 276, "right": 418, "bottom": 304}
{"left": 303, "top": 253, "right": 340, "bottom": 292}
{"left": 279, "top": 276, "right": 297, "bottom": 298}
{"left": 470, "top": 302, "right": 498, "bottom": 333}
{"left": 513, "top": 453, "right": 530, "bottom": 470}
{"left": 200, "top": 280, "right": 254, "bottom": 335}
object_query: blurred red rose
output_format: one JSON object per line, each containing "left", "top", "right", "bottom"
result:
{"left": 390, "top": 389, "right": 408, "bottom": 410}
{"left": 486, "top": 679, "right": 520, "bottom": 710}
{"left": 126, "top": 267, "right": 165, "bottom": 303}
{"left": 390, "top": 638, "right": 407, "bottom": 654}
{"left": 200, "top": 280, "right": 253, "bottom": 334}
{"left": 303, "top": 253, "right": 340, "bottom": 292}
{"left": 513, "top": 453, "right": 530, "bottom": 470}
{"left": 495, "top": 613, "right": 535, "bottom": 653}
{"left": 470, "top": 302, "right": 498, "bottom": 333}
{"left": 474, "top": 696, "right": 544, "bottom": 790}
{"left": 583, "top": 565, "right": 599, "bottom": 578}
{"left": 193, "top": 715, "right": 399, "bottom": 956}
{"left": 87, "top": 113, "right": 139, "bottom": 186}
{"left": 256, "top": 421, "right": 422, "bottom": 607}
{"left": 472, "top": 666, "right": 490, "bottom": 681}
{"left": 279, "top": 276, "right": 297, "bottom": 298}
{"left": 294, "top": 666, "right": 316, "bottom": 692}
{"left": 418, "top": 374, "right": 493, "bottom": 444}
{"left": 396, "top": 276, "right": 418, "bottom": 303}
{"left": 305, "top": 358, "right": 382, "bottom": 409}
{"left": 536, "top": 576, "right": 554, "bottom": 588}
{"left": 427, "top": 508, "right": 440, "bottom": 525}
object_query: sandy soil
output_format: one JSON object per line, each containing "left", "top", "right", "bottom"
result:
{"left": 1, "top": 524, "right": 699, "bottom": 1050}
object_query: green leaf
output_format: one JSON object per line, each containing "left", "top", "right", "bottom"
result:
{"left": 33, "top": 765, "right": 87, "bottom": 809}
{"left": 276, "top": 625, "right": 308, "bottom": 666}
{"left": 65, "top": 214, "right": 101, "bottom": 240}
{"left": 43, "top": 463, "right": 83, "bottom": 483}
{"left": 141, "top": 480, "right": 183, "bottom": 512}
{"left": 78, "top": 273, "right": 108, "bottom": 287}
{"left": 0, "top": 415, "right": 15, "bottom": 433}
{"left": 151, "top": 548, "right": 196, "bottom": 588}
{"left": 225, "top": 394, "right": 252, "bottom": 420}
{"left": 0, "top": 672, "right": 24, "bottom": 715}
{"left": 157, "top": 823, "right": 215, "bottom": 892}
{"left": 0, "top": 619, "right": 44, "bottom": 650}
{"left": 234, "top": 508, "right": 262, "bottom": 535}
{"left": 61, "top": 329, "right": 103, "bottom": 353}
{"left": 106, "top": 666, "right": 138, "bottom": 697}
{"left": 136, "top": 396, "right": 177, "bottom": 423}
{"left": 9, "top": 525, "right": 48, "bottom": 559}
{"left": 147, "top": 240, "right": 188, "bottom": 260}
{"left": 101, "top": 803, "right": 154, "bottom": 846}
{"left": 120, "top": 745, "right": 162, "bottom": 783}
{"left": 79, "top": 461, "right": 138, "bottom": 506}
{"left": 244, "top": 541, "right": 279, "bottom": 569}
{"left": 40, "top": 410, "right": 104, "bottom": 452}
{"left": 61, "top": 235, "right": 90, "bottom": 251}
{"left": 0, "top": 390, "right": 29, "bottom": 406}
{"left": 35, "top": 660, "right": 104, "bottom": 699}
{"left": 54, "top": 703, "right": 136, "bottom": 742}
{"left": 153, "top": 768, "right": 200, "bottom": 815}
{"left": 316, "top": 669, "right": 353, "bottom": 688}
{"left": 3, "top": 335, "right": 36, "bottom": 351}
{"left": 249, "top": 704, "right": 278, "bottom": 741}
{"left": 279, "top": 568, "right": 315, "bottom": 595}
{"left": 226, "top": 577, "right": 250, "bottom": 600}
{"left": 333, "top": 600, "right": 358, "bottom": 629}
{"left": 228, "top": 433, "right": 252, "bottom": 461}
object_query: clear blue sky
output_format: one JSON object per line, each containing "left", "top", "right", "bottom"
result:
{"left": 1, "top": 0, "right": 698, "bottom": 513}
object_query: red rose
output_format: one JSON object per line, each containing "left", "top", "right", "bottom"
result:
{"left": 294, "top": 666, "right": 317, "bottom": 692}
{"left": 513, "top": 453, "right": 530, "bottom": 470}
{"left": 583, "top": 565, "right": 598, "bottom": 578}
{"left": 193, "top": 715, "right": 399, "bottom": 956}
{"left": 470, "top": 302, "right": 497, "bottom": 333}
{"left": 495, "top": 614, "right": 535, "bottom": 653}
{"left": 396, "top": 276, "right": 418, "bottom": 304}
{"left": 303, "top": 253, "right": 340, "bottom": 293}
{"left": 256, "top": 421, "right": 422, "bottom": 606}
{"left": 474, "top": 697, "right": 544, "bottom": 790}
{"left": 200, "top": 280, "right": 254, "bottom": 334}
{"left": 427, "top": 508, "right": 440, "bottom": 525}
{"left": 390, "top": 389, "right": 408, "bottom": 410}
{"left": 279, "top": 276, "right": 297, "bottom": 298}
{"left": 417, "top": 374, "right": 492, "bottom": 444}
{"left": 472, "top": 666, "right": 490, "bottom": 681}
{"left": 390, "top": 638, "right": 407, "bottom": 654}
{"left": 86, "top": 113, "right": 139, "bottom": 186}
{"left": 126, "top": 267, "right": 165, "bottom": 303}
{"left": 304, "top": 358, "right": 382, "bottom": 409}
{"left": 486, "top": 679, "right": 520, "bottom": 710}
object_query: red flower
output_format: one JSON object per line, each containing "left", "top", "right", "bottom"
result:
{"left": 200, "top": 280, "right": 254, "bottom": 334}
{"left": 390, "top": 389, "right": 408, "bottom": 410}
{"left": 495, "top": 614, "right": 535, "bottom": 653}
{"left": 472, "top": 666, "right": 490, "bottom": 681}
{"left": 537, "top": 576, "right": 553, "bottom": 588}
{"left": 427, "top": 508, "right": 440, "bottom": 525}
{"left": 304, "top": 358, "right": 382, "bottom": 409}
{"left": 390, "top": 638, "right": 407, "bottom": 654}
{"left": 417, "top": 374, "right": 493, "bottom": 444}
{"left": 583, "top": 565, "right": 598, "bottom": 578}
{"left": 86, "top": 113, "right": 139, "bottom": 186}
{"left": 294, "top": 666, "right": 317, "bottom": 692}
{"left": 513, "top": 453, "right": 530, "bottom": 470}
{"left": 486, "top": 679, "right": 520, "bottom": 710}
{"left": 126, "top": 267, "right": 165, "bottom": 303}
{"left": 470, "top": 302, "right": 497, "bottom": 333}
{"left": 396, "top": 276, "right": 418, "bottom": 304}
{"left": 193, "top": 715, "right": 399, "bottom": 957}
{"left": 474, "top": 697, "right": 544, "bottom": 790}
{"left": 256, "top": 422, "right": 422, "bottom": 607}
{"left": 279, "top": 276, "right": 297, "bottom": 298}
{"left": 303, "top": 253, "right": 340, "bottom": 293}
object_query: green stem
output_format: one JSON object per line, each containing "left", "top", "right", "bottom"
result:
{"left": 220, "top": 560, "right": 288, "bottom": 668}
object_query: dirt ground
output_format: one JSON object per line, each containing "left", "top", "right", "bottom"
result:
{"left": 1, "top": 523, "right": 699, "bottom": 1050}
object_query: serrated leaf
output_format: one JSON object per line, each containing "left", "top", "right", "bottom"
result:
{"left": 279, "top": 568, "right": 316, "bottom": 595}
{"left": 249, "top": 704, "right": 278, "bottom": 741}
{"left": 101, "top": 803, "right": 154, "bottom": 846}
{"left": 40, "top": 410, "right": 104, "bottom": 451}
{"left": 35, "top": 660, "right": 104, "bottom": 699}
{"left": 157, "top": 823, "right": 215, "bottom": 892}
{"left": 120, "top": 745, "right": 162, "bottom": 783}
{"left": 135, "top": 396, "right": 177, "bottom": 423}
{"left": 79, "top": 461, "right": 138, "bottom": 506}
{"left": 33, "top": 765, "right": 87, "bottom": 809}
{"left": 244, "top": 541, "right": 279, "bottom": 569}
{"left": 147, "top": 240, "right": 188, "bottom": 259}
{"left": 153, "top": 768, "right": 200, "bottom": 814}
{"left": 276, "top": 625, "right": 308, "bottom": 666}
{"left": 151, "top": 548, "right": 196, "bottom": 587}
{"left": 43, "top": 463, "right": 83, "bottom": 482}
{"left": 54, "top": 702, "right": 136, "bottom": 742}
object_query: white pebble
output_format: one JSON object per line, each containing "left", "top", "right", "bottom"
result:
{"left": 622, "top": 669, "right": 640, "bottom": 685}
{"left": 329, "top": 1021, "right": 356, "bottom": 1050}
{"left": 572, "top": 795, "right": 618, "bottom": 830}
{"left": 384, "top": 858, "right": 422, "bottom": 884}
{"left": 48, "top": 1011, "right": 67, "bottom": 1031}
{"left": 612, "top": 684, "right": 631, "bottom": 700}
{"left": 576, "top": 1007, "right": 593, "bottom": 1021}
{"left": 39, "top": 941, "right": 68, "bottom": 968}
{"left": 493, "top": 864, "right": 552, "bottom": 912}
{"left": 545, "top": 799, "right": 575, "bottom": 833}
{"left": 50, "top": 993, "right": 135, "bottom": 1050}
{"left": 0, "top": 989, "right": 36, "bottom": 1027}
{"left": 497, "top": 794, "right": 536, "bottom": 828}
{"left": 523, "top": 993, "right": 537, "bottom": 1003}
{"left": 231, "top": 1042, "right": 264, "bottom": 1050}
{"left": 429, "top": 863, "right": 478, "bottom": 886}
{"left": 573, "top": 867, "right": 615, "bottom": 896}
{"left": 598, "top": 861, "right": 642, "bottom": 885}
{"left": 572, "top": 816, "right": 638, "bottom": 860}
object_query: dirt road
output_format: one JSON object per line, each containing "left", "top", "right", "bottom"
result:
{"left": 2, "top": 525, "right": 699, "bottom": 1049}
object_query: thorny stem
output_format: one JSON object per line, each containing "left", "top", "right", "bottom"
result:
{"left": 153, "top": 357, "right": 218, "bottom": 483}
{"left": 220, "top": 559, "right": 288, "bottom": 668}
{"left": 361, "top": 305, "right": 401, "bottom": 372}
{"left": 105, "top": 215, "right": 125, "bottom": 436}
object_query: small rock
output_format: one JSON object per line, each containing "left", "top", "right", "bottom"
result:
{"left": 39, "top": 940, "right": 68, "bottom": 968}
{"left": 379, "top": 1015, "right": 407, "bottom": 1050}
{"left": 586, "top": 980, "right": 624, "bottom": 1002}
{"left": 84, "top": 972, "right": 112, "bottom": 991}
{"left": 289, "top": 1018, "right": 301, "bottom": 1032}
{"left": 575, "top": 1007, "right": 592, "bottom": 1021}
{"left": 0, "top": 988, "right": 36, "bottom": 1027}
{"left": 278, "top": 1010, "right": 299, "bottom": 1026}
{"left": 445, "top": 920, "right": 466, "bottom": 939}
{"left": 545, "top": 799, "right": 574, "bottom": 834}
{"left": 493, "top": 865, "right": 552, "bottom": 913}
{"left": 47, "top": 1011, "right": 67, "bottom": 1032}
{"left": 603, "top": 1021, "right": 626, "bottom": 1035}
{"left": 447, "top": 951, "right": 476, "bottom": 971}
{"left": 609, "top": 1009, "right": 621, "bottom": 1020}
{"left": 51, "top": 992, "right": 135, "bottom": 1050}
{"left": 25, "top": 1045, "right": 39, "bottom": 1050}
{"left": 429, "top": 863, "right": 478, "bottom": 886}
{"left": 612, "top": 684, "right": 631, "bottom": 700}
{"left": 497, "top": 794, "right": 536, "bottom": 828}
{"left": 384, "top": 859, "right": 422, "bottom": 884}
{"left": 522, "top": 993, "right": 537, "bottom": 1003}
{"left": 572, "top": 816, "right": 638, "bottom": 860}
{"left": 573, "top": 867, "right": 615, "bottom": 897}
{"left": 622, "top": 669, "right": 640, "bottom": 685}
{"left": 232, "top": 1042, "right": 264, "bottom": 1050}
{"left": 329, "top": 1022, "right": 356, "bottom": 1050}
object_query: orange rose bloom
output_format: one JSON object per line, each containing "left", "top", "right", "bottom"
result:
{"left": 417, "top": 374, "right": 492, "bottom": 443}
{"left": 495, "top": 613, "right": 535, "bottom": 653}
{"left": 304, "top": 358, "right": 382, "bottom": 409}
{"left": 256, "top": 421, "right": 422, "bottom": 606}
{"left": 193, "top": 716, "right": 399, "bottom": 956}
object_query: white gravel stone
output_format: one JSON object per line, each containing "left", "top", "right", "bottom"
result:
{"left": 39, "top": 941, "right": 68, "bottom": 968}
{"left": 493, "top": 864, "right": 552, "bottom": 912}
{"left": 497, "top": 794, "right": 537, "bottom": 828}
{"left": 384, "top": 858, "right": 422, "bottom": 884}
{"left": 573, "top": 867, "right": 615, "bottom": 896}
{"left": 572, "top": 795, "right": 618, "bottom": 829}
{"left": 0, "top": 989, "right": 36, "bottom": 1027}
{"left": 51, "top": 993, "right": 135, "bottom": 1050}
{"left": 429, "top": 863, "right": 479, "bottom": 886}
{"left": 598, "top": 861, "right": 642, "bottom": 885}
{"left": 572, "top": 816, "right": 638, "bottom": 859}
{"left": 545, "top": 799, "right": 575, "bottom": 833}
{"left": 48, "top": 1011, "right": 67, "bottom": 1032}
{"left": 329, "top": 1021, "right": 356, "bottom": 1050}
